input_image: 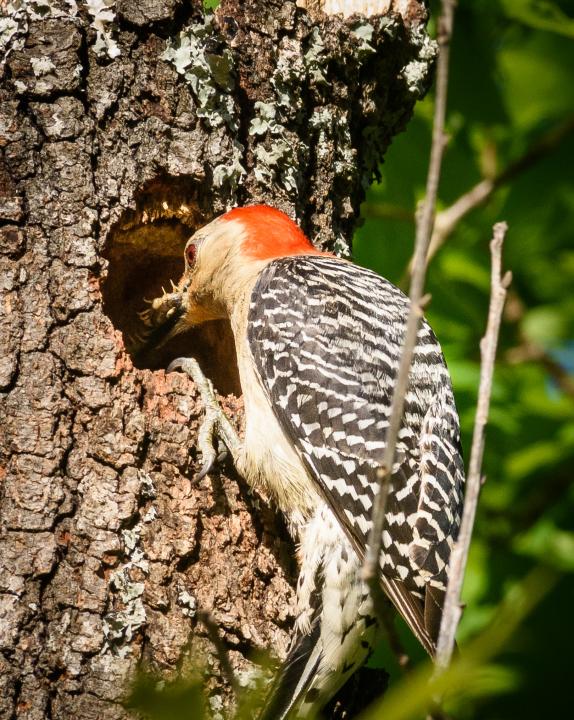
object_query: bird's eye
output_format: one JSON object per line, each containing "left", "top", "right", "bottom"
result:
{"left": 185, "top": 243, "right": 197, "bottom": 267}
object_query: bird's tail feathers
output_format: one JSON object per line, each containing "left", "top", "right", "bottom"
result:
{"left": 256, "top": 620, "right": 323, "bottom": 720}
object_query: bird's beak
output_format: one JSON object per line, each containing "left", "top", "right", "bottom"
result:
{"left": 132, "top": 279, "right": 190, "bottom": 360}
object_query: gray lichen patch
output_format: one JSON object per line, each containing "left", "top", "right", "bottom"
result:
{"left": 254, "top": 136, "right": 304, "bottom": 195}
{"left": 304, "top": 26, "right": 328, "bottom": 85}
{"left": 248, "top": 38, "right": 310, "bottom": 196}
{"left": 177, "top": 589, "right": 197, "bottom": 618}
{"left": 1, "top": 1, "right": 81, "bottom": 72}
{"left": 161, "top": 14, "right": 246, "bottom": 192}
{"left": 29, "top": 55, "right": 57, "bottom": 75}
{"left": 86, "top": 0, "right": 121, "bottom": 59}
{"left": 310, "top": 107, "right": 355, "bottom": 181}
{"left": 1, "top": 1, "right": 121, "bottom": 63}
{"left": 103, "top": 526, "right": 149, "bottom": 656}
{"left": 212, "top": 138, "right": 246, "bottom": 190}
{"left": 273, "top": 37, "right": 307, "bottom": 115}
{"left": 350, "top": 20, "right": 377, "bottom": 59}
{"left": 231, "top": 3, "right": 435, "bottom": 254}
{"left": 161, "top": 15, "right": 239, "bottom": 133}
{"left": 248, "top": 101, "right": 280, "bottom": 136}
{"left": 400, "top": 26, "right": 438, "bottom": 95}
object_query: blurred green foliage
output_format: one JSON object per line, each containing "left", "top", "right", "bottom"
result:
{"left": 355, "top": 0, "right": 574, "bottom": 717}
{"left": 127, "top": 674, "right": 206, "bottom": 720}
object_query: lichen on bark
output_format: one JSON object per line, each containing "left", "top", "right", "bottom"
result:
{"left": 0, "top": 1, "right": 434, "bottom": 718}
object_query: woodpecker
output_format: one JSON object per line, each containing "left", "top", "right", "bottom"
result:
{"left": 139, "top": 205, "right": 465, "bottom": 719}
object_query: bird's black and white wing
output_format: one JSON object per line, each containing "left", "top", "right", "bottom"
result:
{"left": 247, "top": 255, "right": 465, "bottom": 651}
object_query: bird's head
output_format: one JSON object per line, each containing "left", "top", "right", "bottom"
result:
{"left": 134, "top": 205, "right": 324, "bottom": 356}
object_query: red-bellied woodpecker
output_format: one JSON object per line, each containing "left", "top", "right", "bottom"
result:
{"left": 139, "top": 205, "right": 465, "bottom": 718}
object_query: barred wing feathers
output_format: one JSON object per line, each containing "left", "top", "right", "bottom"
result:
{"left": 247, "top": 256, "right": 465, "bottom": 651}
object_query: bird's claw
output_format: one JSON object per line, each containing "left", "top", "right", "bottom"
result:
{"left": 216, "top": 440, "right": 229, "bottom": 465}
{"left": 195, "top": 441, "right": 227, "bottom": 480}
{"left": 196, "top": 454, "right": 216, "bottom": 481}
{"left": 167, "top": 356, "right": 240, "bottom": 480}
{"left": 167, "top": 356, "right": 190, "bottom": 374}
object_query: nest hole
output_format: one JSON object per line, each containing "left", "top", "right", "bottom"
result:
{"left": 101, "top": 178, "right": 241, "bottom": 396}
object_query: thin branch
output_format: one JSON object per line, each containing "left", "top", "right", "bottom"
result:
{"left": 426, "top": 115, "right": 574, "bottom": 264}
{"left": 362, "top": 0, "right": 456, "bottom": 603}
{"left": 435, "top": 222, "right": 512, "bottom": 671}
{"left": 503, "top": 290, "right": 574, "bottom": 401}
{"left": 365, "top": 115, "right": 574, "bottom": 233}
{"left": 390, "top": 115, "right": 574, "bottom": 287}
{"left": 198, "top": 611, "right": 241, "bottom": 699}
{"left": 506, "top": 340, "right": 574, "bottom": 400}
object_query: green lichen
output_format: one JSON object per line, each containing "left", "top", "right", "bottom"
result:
{"left": 273, "top": 39, "right": 306, "bottom": 113}
{"left": 304, "top": 26, "right": 328, "bottom": 85}
{"left": 212, "top": 138, "right": 246, "bottom": 189}
{"left": 161, "top": 15, "right": 238, "bottom": 132}
{"left": 351, "top": 20, "right": 376, "bottom": 61}
{"left": 310, "top": 107, "right": 355, "bottom": 181}
{"left": 249, "top": 39, "right": 310, "bottom": 195}
{"left": 248, "top": 102, "right": 280, "bottom": 137}
{"left": 162, "top": 15, "right": 246, "bottom": 193}
{"left": 254, "top": 138, "right": 301, "bottom": 194}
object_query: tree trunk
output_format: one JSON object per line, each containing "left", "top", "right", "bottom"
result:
{"left": 0, "top": 1, "right": 433, "bottom": 718}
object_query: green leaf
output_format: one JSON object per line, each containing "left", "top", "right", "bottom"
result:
{"left": 498, "top": 33, "right": 574, "bottom": 131}
{"left": 499, "top": 0, "right": 574, "bottom": 39}
{"left": 506, "top": 440, "right": 563, "bottom": 480}
{"left": 515, "top": 521, "right": 574, "bottom": 571}
{"left": 439, "top": 250, "right": 492, "bottom": 291}
{"left": 522, "top": 305, "right": 572, "bottom": 345}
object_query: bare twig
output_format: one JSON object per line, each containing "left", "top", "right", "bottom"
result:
{"left": 426, "top": 115, "right": 574, "bottom": 265}
{"left": 362, "top": 0, "right": 456, "bottom": 605}
{"left": 387, "top": 115, "right": 574, "bottom": 286}
{"left": 198, "top": 611, "right": 240, "bottom": 699}
{"left": 435, "top": 222, "right": 512, "bottom": 671}
{"left": 506, "top": 340, "right": 574, "bottom": 400}
{"left": 503, "top": 290, "right": 574, "bottom": 401}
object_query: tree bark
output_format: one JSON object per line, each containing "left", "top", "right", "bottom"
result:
{"left": 0, "top": 1, "right": 434, "bottom": 718}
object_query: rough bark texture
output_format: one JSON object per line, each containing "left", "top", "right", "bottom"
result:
{"left": 0, "top": 1, "right": 434, "bottom": 718}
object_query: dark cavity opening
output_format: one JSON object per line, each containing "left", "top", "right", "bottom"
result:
{"left": 101, "top": 176, "right": 240, "bottom": 395}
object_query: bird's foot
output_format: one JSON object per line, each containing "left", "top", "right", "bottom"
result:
{"left": 167, "top": 356, "right": 241, "bottom": 479}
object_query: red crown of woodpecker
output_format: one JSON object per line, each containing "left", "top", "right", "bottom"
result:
{"left": 222, "top": 205, "right": 327, "bottom": 261}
